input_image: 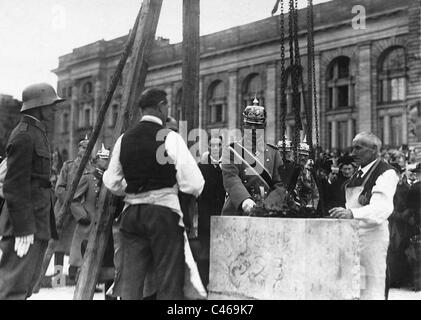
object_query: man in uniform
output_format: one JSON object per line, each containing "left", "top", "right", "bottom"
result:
{"left": 53, "top": 134, "right": 91, "bottom": 281}
{"left": 221, "top": 99, "right": 284, "bottom": 216}
{"left": 0, "top": 83, "right": 63, "bottom": 299}
{"left": 329, "top": 132, "right": 398, "bottom": 300}
{"left": 68, "top": 144, "right": 112, "bottom": 295}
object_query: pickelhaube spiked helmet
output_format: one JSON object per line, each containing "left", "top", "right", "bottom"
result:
{"left": 277, "top": 136, "right": 292, "bottom": 151}
{"left": 79, "top": 134, "right": 89, "bottom": 147}
{"left": 298, "top": 136, "right": 310, "bottom": 155}
{"left": 243, "top": 98, "right": 266, "bottom": 125}
{"left": 96, "top": 143, "right": 110, "bottom": 159}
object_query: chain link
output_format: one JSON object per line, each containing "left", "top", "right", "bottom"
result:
{"left": 280, "top": 0, "right": 287, "bottom": 160}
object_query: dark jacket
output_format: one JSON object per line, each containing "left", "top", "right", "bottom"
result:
{"left": 0, "top": 116, "right": 57, "bottom": 240}
{"left": 197, "top": 154, "right": 225, "bottom": 237}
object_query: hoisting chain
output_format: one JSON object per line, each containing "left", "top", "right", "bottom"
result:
{"left": 280, "top": 0, "right": 287, "bottom": 160}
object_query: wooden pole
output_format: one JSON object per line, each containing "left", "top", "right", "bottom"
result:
{"left": 182, "top": 0, "right": 200, "bottom": 137}
{"left": 32, "top": 4, "right": 143, "bottom": 294}
{"left": 73, "top": 0, "right": 163, "bottom": 300}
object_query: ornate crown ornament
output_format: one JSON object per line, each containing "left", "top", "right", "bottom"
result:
{"left": 243, "top": 98, "right": 266, "bottom": 125}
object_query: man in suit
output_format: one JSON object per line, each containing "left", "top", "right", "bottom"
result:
{"left": 221, "top": 98, "right": 284, "bottom": 216}
{"left": 329, "top": 132, "right": 398, "bottom": 300}
{"left": 0, "top": 83, "right": 63, "bottom": 299}
{"left": 53, "top": 135, "right": 91, "bottom": 282}
{"left": 197, "top": 134, "right": 226, "bottom": 287}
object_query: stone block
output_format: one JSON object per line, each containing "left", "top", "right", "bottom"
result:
{"left": 208, "top": 217, "right": 360, "bottom": 300}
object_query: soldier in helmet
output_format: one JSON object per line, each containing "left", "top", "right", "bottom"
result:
{"left": 221, "top": 99, "right": 285, "bottom": 216}
{"left": 0, "top": 83, "right": 63, "bottom": 299}
{"left": 68, "top": 144, "right": 113, "bottom": 296}
{"left": 53, "top": 134, "right": 93, "bottom": 282}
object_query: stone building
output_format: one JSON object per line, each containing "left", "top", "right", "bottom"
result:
{"left": 0, "top": 94, "right": 21, "bottom": 157}
{"left": 52, "top": 0, "right": 421, "bottom": 160}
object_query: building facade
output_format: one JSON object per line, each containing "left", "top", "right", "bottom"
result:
{"left": 53, "top": 0, "right": 421, "bottom": 160}
{"left": 0, "top": 94, "right": 21, "bottom": 157}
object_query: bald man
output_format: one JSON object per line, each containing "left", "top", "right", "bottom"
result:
{"left": 329, "top": 132, "right": 398, "bottom": 300}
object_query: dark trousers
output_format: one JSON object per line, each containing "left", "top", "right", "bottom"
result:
{"left": 0, "top": 237, "right": 48, "bottom": 300}
{"left": 119, "top": 204, "right": 185, "bottom": 300}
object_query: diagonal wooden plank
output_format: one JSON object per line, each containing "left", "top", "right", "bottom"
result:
{"left": 32, "top": 3, "right": 144, "bottom": 294}
{"left": 73, "top": 0, "right": 164, "bottom": 300}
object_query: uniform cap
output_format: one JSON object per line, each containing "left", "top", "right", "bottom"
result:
{"left": 21, "top": 83, "right": 65, "bottom": 112}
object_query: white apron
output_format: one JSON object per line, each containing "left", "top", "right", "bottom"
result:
{"left": 345, "top": 182, "right": 389, "bottom": 300}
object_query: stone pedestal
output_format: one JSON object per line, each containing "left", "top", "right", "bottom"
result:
{"left": 208, "top": 217, "right": 360, "bottom": 300}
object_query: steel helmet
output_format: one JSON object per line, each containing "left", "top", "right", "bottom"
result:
{"left": 21, "top": 83, "right": 65, "bottom": 112}
{"left": 243, "top": 98, "right": 266, "bottom": 125}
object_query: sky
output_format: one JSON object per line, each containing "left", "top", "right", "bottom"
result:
{"left": 0, "top": 0, "right": 330, "bottom": 98}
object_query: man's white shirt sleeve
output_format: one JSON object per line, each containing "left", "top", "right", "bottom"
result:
{"left": 350, "top": 169, "right": 399, "bottom": 225}
{"left": 103, "top": 134, "right": 127, "bottom": 196}
{"left": 165, "top": 131, "right": 204, "bottom": 198}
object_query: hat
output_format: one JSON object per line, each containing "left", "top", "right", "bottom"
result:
{"left": 298, "top": 136, "right": 310, "bottom": 155}
{"left": 96, "top": 144, "right": 110, "bottom": 159}
{"left": 79, "top": 134, "right": 89, "bottom": 147}
{"left": 243, "top": 98, "right": 266, "bottom": 125}
{"left": 21, "top": 83, "right": 65, "bottom": 112}
{"left": 277, "top": 137, "right": 292, "bottom": 152}
{"left": 338, "top": 155, "right": 356, "bottom": 167}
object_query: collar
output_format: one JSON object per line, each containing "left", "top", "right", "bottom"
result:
{"left": 22, "top": 115, "right": 47, "bottom": 133}
{"left": 140, "top": 115, "right": 163, "bottom": 126}
{"left": 209, "top": 155, "right": 221, "bottom": 164}
{"left": 358, "top": 159, "right": 378, "bottom": 178}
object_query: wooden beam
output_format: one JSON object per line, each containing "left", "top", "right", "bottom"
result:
{"left": 73, "top": 0, "right": 164, "bottom": 300}
{"left": 182, "top": 0, "right": 200, "bottom": 136}
{"left": 32, "top": 4, "right": 143, "bottom": 294}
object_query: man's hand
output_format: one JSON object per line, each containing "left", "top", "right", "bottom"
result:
{"left": 242, "top": 198, "right": 256, "bottom": 214}
{"left": 14, "top": 234, "right": 34, "bottom": 258}
{"left": 329, "top": 207, "right": 353, "bottom": 219}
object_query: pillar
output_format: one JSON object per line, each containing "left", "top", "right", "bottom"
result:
{"left": 358, "top": 43, "right": 372, "bottom": 132}
{"left": 266, "top": 62, "right": 277, "bottom": 144}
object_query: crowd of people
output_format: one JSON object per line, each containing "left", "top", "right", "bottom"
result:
{"left": 0, "top": 83, "right": 420, "bottom": 300}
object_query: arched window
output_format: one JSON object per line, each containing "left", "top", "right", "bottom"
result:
{"left": 207, "top": 81, "right": 226, "bottom": 125}
{"left": 242, "top": 74, "right": 264, "bottom": 107}
{"left": 175, "top": 88, "right": 183, "bottom": 121}
{"left": 82, "top": 81, "right": 93, "bottom": 95}
{"left": 62, "top": 112, "right": 69, "bottom": 133}
{"left": 326, "top": 56, "right": 354, "bottom": 109}
{"left": 284, "top": 66, "right": 305, "bottom": 114}
{"left": 378, "top": 47, "right": 406, "bottom": 103}
{"left": 79, "top": 102, "right": 93, "bottom": 128}
{"left": 67, "top": 86, "right": 72, "bottom": 98}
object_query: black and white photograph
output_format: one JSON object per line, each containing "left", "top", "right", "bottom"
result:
{"left": 0, "top": 0, "right": 420, "bottom": 305}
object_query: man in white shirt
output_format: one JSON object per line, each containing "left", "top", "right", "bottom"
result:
{"left": 103, "top": 88, "right": 204, "bottom": 300}
{"left": 329, "top": 132, "right": 398, "bottom": 300}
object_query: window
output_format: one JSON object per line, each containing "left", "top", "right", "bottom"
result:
{"left": 327, "top": 56, "right": 353, "bottom": 110}
{"left": 242, "top": 74, "right": 264, "bottom": 108}
{"left": 109, "top": 104, "right": 119, "bottom": 127}
{"left": 337, "top": 120, "right": 348, "bottom": 151}
{"left": 67, "top": 86, "right": 72, "bottom": 98}
{"left": 390, "top": 115, "right": 402, "bottom": 147}
{"left": 378, "top": 47, "right": 406, "bottom": 103}
{"left": 79, "top": 103, "right": 93, "bottom": 128}
{"left": 82, "top": 81, "right": 93, "bottom": 95}
{"left": 62, "top": 112, "right": 69, "bottom": 133}
{"left": 207, "top": 81, "right": 226, "bottom": 125}
{"left": 285, "top": 67, "right": 304, "bottom": 114}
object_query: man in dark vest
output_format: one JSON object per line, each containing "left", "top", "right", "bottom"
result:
{"left": 0, "top": 83, "right": 62, "bottom": 299}
{"left": 329, "top": 132, "right": 398, "bottom": 300}
{"left": 103, "top": 88, "right": 204, "bottom": 300}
